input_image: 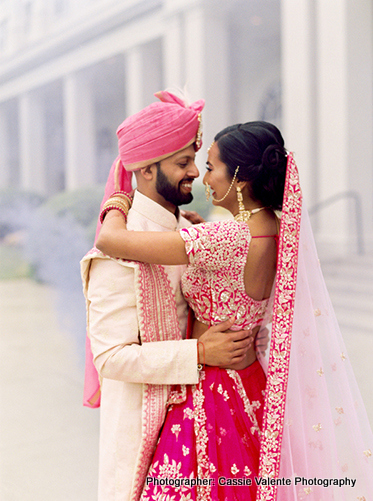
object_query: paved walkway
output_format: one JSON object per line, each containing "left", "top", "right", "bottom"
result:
{"left": 0, "top": 279, "right": 99, "bottom": 501}
{"left": 0, "top": 278, "right": 372, "bottom": 500}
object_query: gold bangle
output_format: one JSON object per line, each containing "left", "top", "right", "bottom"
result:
{"left": 102, "top": 198, "right": 130, "bottom": 214}
{"left": 100, "top": 199, "right": 130, "bottom": 223}
{"left": 107, "top": 195, "right": 131, "bottom": 209}
{"left": 99, "top": 191, "right": 133, "bottom": 223}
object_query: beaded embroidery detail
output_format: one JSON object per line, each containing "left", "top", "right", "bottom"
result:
{"left": 257, "top": 153, "right": 302, "bottom": 499}
{"left": 131, "top": 263, "right": 183, "bottom": 501}
{"left": 180, "top": 220, "right": 269, "bottom": 330}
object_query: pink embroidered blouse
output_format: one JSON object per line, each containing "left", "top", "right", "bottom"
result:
{"left": 179, "top": 220, "right": 269, "bottom": 330}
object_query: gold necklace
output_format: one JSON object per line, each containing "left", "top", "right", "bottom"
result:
{"left": 234, "top": 206, "right": 267, "bottom": 222}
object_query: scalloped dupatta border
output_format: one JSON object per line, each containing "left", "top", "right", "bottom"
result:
{"left": 130, "top": 262, "right": 183, "bottom": 501}
{"left": 256, "top": 153, "right": 302, "bottom": 500}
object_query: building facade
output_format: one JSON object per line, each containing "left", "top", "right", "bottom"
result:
{"left": 0, "top": 0, "right": 281, "bottom": 192}
{"left": 0, "top": 0, "right": 372, "bottom": 253}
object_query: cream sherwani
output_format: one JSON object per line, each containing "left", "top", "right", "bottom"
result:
{"left": 81, "top": 191, "right": 199, "bottom": 501}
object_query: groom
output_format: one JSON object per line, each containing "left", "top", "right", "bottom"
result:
{"left": 81, "top": 91, "right": 253, "bottom": 501}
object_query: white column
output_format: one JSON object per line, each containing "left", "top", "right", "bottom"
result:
{"left": 124, "top": 47, "right": 144, "bottom": 117}
{"left": 184, "top": 6, "right": 205, "bottom": 104}
{"left": 63, "top": 72, "right": 96, "bottom": 190}
{"left": 19, "top": 92, "right": 47, "bottom": 195}
{"left": 0, "top": 105, "right": 10, "bottom": 189}
{"left": 142, "top": 40, "right": 163, "bottom": 104}
{"left": 282, "top": 0, "right": 373, "bottom": 254}
{"left": 184, "top": 5, "right": 230, "bottom": 160}
{"left": 315, "top": 0, "right": 373, "bottom": 253}
{"left": 315, "top": 0, "right": 349, "bottom": 251}
{"left": 163, "top": 13, "right": 183, "bottom": 89}
{"left": 281, "top": 0, "right": 318, "bottom": 205}
{"left": 345, "top": 0, "right": 373, "bottom": 252}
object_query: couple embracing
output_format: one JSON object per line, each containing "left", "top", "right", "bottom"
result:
{"left": 81, "top": 91, "right": 373, "bottom": 501}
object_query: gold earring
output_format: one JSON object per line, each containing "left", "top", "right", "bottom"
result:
{"left": 235, "top": 186, "right": 251, "bottom": 223}
{"left": 205, "top": 182, "right": 211, "bottom": 201}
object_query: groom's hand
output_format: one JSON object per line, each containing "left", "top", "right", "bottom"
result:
{"left": 180, "top": 210, "right": 205, "bottom": 224}
{"left": 198, "top": 317, "right": 253, "bottom": 367}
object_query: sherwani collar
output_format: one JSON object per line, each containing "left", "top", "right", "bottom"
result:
{"left": 132, "top": 190, "right": 180, "bottom": 230}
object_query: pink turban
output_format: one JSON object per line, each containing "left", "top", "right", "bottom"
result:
{"left": 116, "top": 90, "right": 205, "bottom": 171}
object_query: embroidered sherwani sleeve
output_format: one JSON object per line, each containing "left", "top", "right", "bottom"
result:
{"left": 86, "top": 257, "right": 199, "bottom": 384}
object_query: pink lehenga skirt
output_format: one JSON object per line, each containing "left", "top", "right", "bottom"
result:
{"left": 140, "top": 360, "right": 266, "bottom": 501}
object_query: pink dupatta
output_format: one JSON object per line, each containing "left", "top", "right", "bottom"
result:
{"left": 83, "top": 156, "right": 132, "bottom": 408}
{"left": 257, "top": 154, "right": 373, "bottom": 499}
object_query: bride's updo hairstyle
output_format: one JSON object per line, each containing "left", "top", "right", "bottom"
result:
{"left": 214, "top": 121, "right": 287, "bottom": 210}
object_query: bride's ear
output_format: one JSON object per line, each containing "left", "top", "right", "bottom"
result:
{"left": 236, "top": 180, "right": 247, "bottom": 191}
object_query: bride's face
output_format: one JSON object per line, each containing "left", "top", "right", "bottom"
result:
{"left": 203, "top": 142, "right": 237, "bottom": 213}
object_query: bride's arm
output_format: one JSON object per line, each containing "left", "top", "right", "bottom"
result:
{"left": 96, "top": 210, "right": 189, "bottom": 265}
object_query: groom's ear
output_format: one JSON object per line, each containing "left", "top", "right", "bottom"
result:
{"left": 139, "top": 164, "right": 157, "bottom": 181}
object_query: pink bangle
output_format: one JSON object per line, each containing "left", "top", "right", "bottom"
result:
{"left": 99, "top": 205, "right": 128, "bottom": 224}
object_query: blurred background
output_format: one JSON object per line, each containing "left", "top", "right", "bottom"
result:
{"left": 0, "top": 0, "right": 372, "bottom": 499}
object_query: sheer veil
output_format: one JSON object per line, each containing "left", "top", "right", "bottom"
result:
{"left": 257, "top": 154, "right": 373, "bottom": 500}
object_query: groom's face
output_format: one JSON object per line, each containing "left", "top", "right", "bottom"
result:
{"left": 155, "top": 144, "right": 199, "bottom": 206}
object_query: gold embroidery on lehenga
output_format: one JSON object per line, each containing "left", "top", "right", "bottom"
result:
{"left": 158, "top": 454, "right": 183, "bottom": 477}
{"left": 244, "top": 466, "right": 252, "bottom": 476}
{"left": 312, "top": 423, "right": 322, "bottom": 432}
{"left": 226, "top": 370, "right": 261, "bottom": 436}
{"left": 171, "top": 424, "right": 181, "bottom": 440}
{"left": 192, "top": 384, "right": 212, "bottom": 500}
{"left": 182, "top": 445, "right": 190, "bottom": 456}
{"left": 231, "top": 464, "right": 239, "bottom": 475}
{"left": 183, "top": 407, "right": 194, "bottom": 420}
{"left": 217, "top": 384, "right": 229, "bottom": 401}
{"left": 142, "top": 455, "right": 195, "bottom": 501}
